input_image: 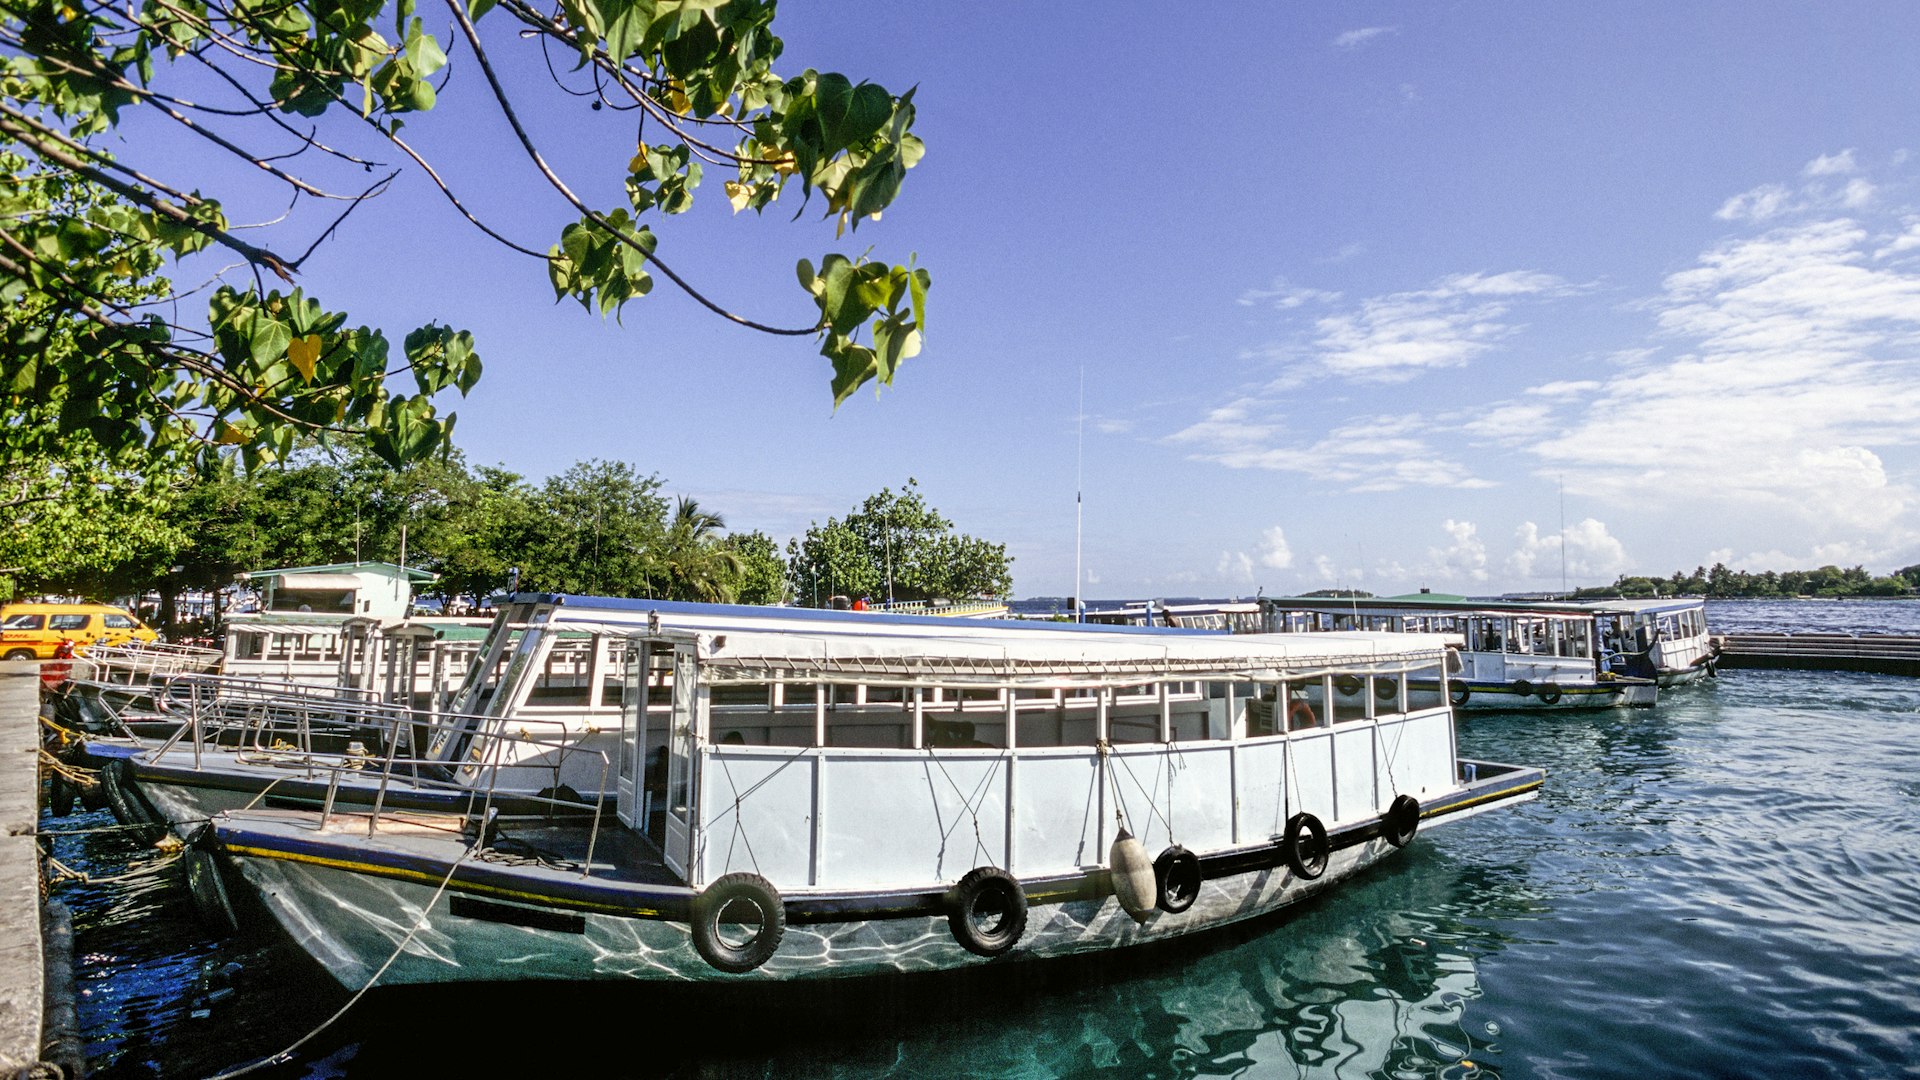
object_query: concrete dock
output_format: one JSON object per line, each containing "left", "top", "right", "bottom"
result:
{"left": 1715, "top": 633, "right": 1920, "bottom": 677}
{"left": 1, "top": 660, "right": 75, "bottom": 1078}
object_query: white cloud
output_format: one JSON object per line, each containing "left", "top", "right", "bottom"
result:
{"left": 1217, "top": 551, "right": 1254, "bottom": 581}
{"left": 1305, "top": 271, "right": 1574, "bottom": 383}
{"left": 1804, "top": 150, "right": 1858, "bottom": 177}
{"left": 1334, "top": 26, "right": 1396, "bottom": 49}
{"left": 1238, "top": 279, "right": 1343, "bottom": 309}
{"left": 1505, "top": 518, "right": 1631, "bottom": 582}
{"left": 1259, "top": 526, "right": 1293, "bottom": 569}
{"left": 1715, "top": 154, "right": 1879, "bottom": 223}
{"left": 1169, "top": 409, "right": 1497, "bottom": 493}
{"left": 1715, "top": 182, "right": 1792, "bottom": 222}
{"left": 1428, "top": 519, "right": 1489, "bottom": 582}
{"left": 1528, "top": 214, "right": 1920, "bottom": 533}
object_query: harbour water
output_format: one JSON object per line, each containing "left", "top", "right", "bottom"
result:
{"left": 41, "top": 599, "right": 1920, "bottom": 1078}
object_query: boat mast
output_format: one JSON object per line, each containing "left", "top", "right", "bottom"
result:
{"left": 1558, "top": 475, "right": 1568, "bottom": 598}
{"left": 1074, "top": 365, "right": 1085, "bottom": 623}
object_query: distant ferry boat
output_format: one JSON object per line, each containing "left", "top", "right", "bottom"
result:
{"left": 1572, "top": 597, "right": 1719, "bottom": 685}
{"left": 1255, "top": 594, "right": 1659, "bottom": 710}
{"left": 1079, "top": 594, "right": 1658, "bottom": 710}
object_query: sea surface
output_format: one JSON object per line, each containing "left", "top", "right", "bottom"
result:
{"left": 40, "top": 599, "right": 1920, "bottom": 1078}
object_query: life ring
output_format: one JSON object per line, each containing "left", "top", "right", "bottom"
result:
{"left": 1153, "top": 845, "right": 1202, "bottom": 914}
{"left": 1448, "top": 680, "right": 1471, "bottom": 706}
{"left": 946, "top": 866, "right": 1028, "bottom": 958}
{"left": 1373, "top": 678, "right": 1399, "bottom": 704}
{"left": 691, "top": 872, "right": 786, "bottom": 974}
{"left": 1287, "top": 700, "right": 1317, "bottom": 729}
{"left": 1382, "top": 794, "right": 1420, "bottom": 848}
{"left": 1282, "top": 812, "right": 1329, "bottom": 880}
{"left": 1538, "top": 682, "right": 1562, "bottom": 705}
{"left": 1511, "top": 679, "right": 1534, "bottom": 699}
{"left": 183, "top": 829, "right": 240, "bottom": 936}
{"left": 100, "top": 759, "right": 166, "bottom": 845}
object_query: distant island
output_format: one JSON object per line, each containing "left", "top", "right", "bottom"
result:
{"left": 1570, "top": 563, "right": 1920, "bottom": 600}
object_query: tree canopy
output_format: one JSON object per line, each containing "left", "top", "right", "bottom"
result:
{"left": 1, "top": 0, "right": 929, "bottom": 472}
{"left": 1576, "top": 563, "right": 1920, "bottom": 599}
{"left": 785, "top": 479, "right": 1012, "bottom": 607}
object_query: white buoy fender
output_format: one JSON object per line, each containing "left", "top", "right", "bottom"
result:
{"left": 1109, "top": 828, "right": 1157, "bottom": 924}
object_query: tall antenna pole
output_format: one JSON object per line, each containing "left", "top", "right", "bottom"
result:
{"left": 1559, "top": 475, "right": 1568, "bottom": 597}
{"left": 1074, "top": 365, "right": 1085, "bottom": 623}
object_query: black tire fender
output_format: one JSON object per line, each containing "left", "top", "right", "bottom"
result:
{"left": 691, "top": 872, "right": 785, "bottom": 974}
{"left": 1511, "top": 679, "right": 1534, "bottom": 699}
{"left": 1373, "top": 678, "right": 1399, "bottom": 704}
{"left": 1382, "top": 794, "right": 1421, "bottom": 849}
{"left": 45, "top": 761, "right": 75, "bottom": 817}
{"left": 1334, "top": 674, "right": 1363, "bottom": 697}
{"left": 1282, "top": 812, "right": 1329, "bottom": 880}
{"left": 1153, "top": 845, "right": 1202, "bottom": 914}
{"left": 1538, "top": 682, "right": 1562, "bottom": 705}
{"left": 945, "top": 866, "right": 1028, "bottom": 958}
{"left": 1448, "top": 680, "right": 1471, "bottom": 706}
{"left": 100, "top": 758, "right": 166, "bottom": 845}
{"left": 183, "top": 829, "right": 240, "bottom": 936}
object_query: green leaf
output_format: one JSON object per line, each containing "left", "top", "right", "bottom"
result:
{"left": 248, "top": 318, "right": 291, "bottom": 368}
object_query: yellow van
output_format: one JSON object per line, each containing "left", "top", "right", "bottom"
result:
{"left": 0, "top": 602, "right": 158, "bottom": 660}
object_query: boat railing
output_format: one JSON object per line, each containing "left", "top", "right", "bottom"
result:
{"left": 869, "top": 599, "right": 1011, "bottom": 618}
{"left": 159, "top": 680, "right": 611, "bottom": 858}
{"left": 73, "top": 639, "right": 224, "bottom": 684}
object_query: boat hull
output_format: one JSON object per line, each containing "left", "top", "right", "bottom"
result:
{"left": 212, "top": 762, "right": 1541, "bottom": 988}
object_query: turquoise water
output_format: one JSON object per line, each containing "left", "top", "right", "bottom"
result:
{"left": 43, "top": 600, "right": 1920, "bottom": 1078}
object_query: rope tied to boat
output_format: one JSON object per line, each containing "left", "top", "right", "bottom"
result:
{"left": 207, "top": 844, "right": 477, "bottom": 1080}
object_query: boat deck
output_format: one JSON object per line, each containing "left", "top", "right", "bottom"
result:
{"left": 220, "top": 807, "right": 686, "bottom": 888}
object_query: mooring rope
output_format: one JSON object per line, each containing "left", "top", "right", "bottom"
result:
{"left": 206, "top": 845, "right": 475, "bottom": 1080}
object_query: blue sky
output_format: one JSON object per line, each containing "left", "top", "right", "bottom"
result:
{"left": 127, "top": 3, "right": 1920, "bottom": 598}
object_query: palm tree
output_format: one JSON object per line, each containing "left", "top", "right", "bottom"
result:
{"left": 658, "top": 496, "right": 745, "bottom": 603}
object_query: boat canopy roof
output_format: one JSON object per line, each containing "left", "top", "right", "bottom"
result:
{"left": 1262, "top": 594, "right": 1601, "bottom": 618}
{"left": 1570, "top": 597, "right": 1707, "bottom": 615}
{"left": 508, "top": 593, "right": 1225, "bottom": 639}
{"left": 678, "top": 626, "right": 1453, "bottom": 688}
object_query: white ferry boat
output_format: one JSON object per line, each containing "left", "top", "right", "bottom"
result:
{"left": 194, "top": 612, "right": 1542, "bottom": 986}
{"left": 1574, "top": 598, "right": 1718, "bottom": 686}
{"left": 1256, "top": 595, "right": 1657, "bottom": 710}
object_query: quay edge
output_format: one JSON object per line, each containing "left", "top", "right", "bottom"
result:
{"left": 0, "top": 660, "right": 83, "bottom": 1079}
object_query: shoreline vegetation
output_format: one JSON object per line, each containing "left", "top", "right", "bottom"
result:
{"left": 1569, "top": 563, "right": 1920, "bottom": 600}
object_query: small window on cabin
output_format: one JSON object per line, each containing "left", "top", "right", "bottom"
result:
{"left": 1291, "top": 678, "right": 1330, "bottom": 730}
{"left": 709, "top": 682, "right": 772, "bottom": 745}
{"left": 104, "top": 614, "right": 136, "bottom": 630}
{"left": 1172, "top": 681, "right": 1236, "bottom": 741}
{"left": 1013, "top": 686, "right": 1099, "bottom": 748}
{"left": 49, "top": 614, "right": 89, "bottom": 631}
{"left": 925, "top": 686, "right": 1006, "bottom": 749}
{"left": 1107, "top": 683, "right": 1162, "bottom": 744}
{"left": 1370, "top": 673, "right": 1404, "bottom": 714}
{"left": 2, "top": 613, "right": 43, "bottom": 630}
{"left": 1328, "top": 672, "right": 1372, "bottom": 723}
{"left": 1244, "top": 683, "right": 1280, "bottom": 738}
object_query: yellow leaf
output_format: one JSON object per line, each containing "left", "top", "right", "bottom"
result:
{"left": 287, "top": 334, "right": 322, "bottom": 382}
{"left": 628, "top": 149, "right": 648, "bottom": 175}
{"left": 725, "top": 181, "right": 753, "bottom": 213}
{"left": 214, "top": 420, "right": 248, "bottom": 445}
